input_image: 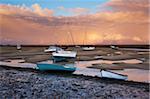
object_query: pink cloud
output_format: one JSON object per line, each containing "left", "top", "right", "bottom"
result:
{"left": 0, "top": 4, "right": 54, "bottom": 17}
{"left": 104, "top": 0, "right": 149, "bottom": 14}
{"left": 58, "top": 6, "right": 89, "bottom": 16}
{"left": 32, "top": 4, "right": 53, "bottom": 16}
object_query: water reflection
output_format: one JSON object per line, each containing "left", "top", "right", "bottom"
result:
{"left": 111, "top": 69, "right": 150, "bottom": 83}
{"left": 75, "top": 59, "right": 142, "bottom": 68}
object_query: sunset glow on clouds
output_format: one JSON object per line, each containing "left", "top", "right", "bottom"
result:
{"left": 0, "top": 0, "right": 149, "bottom": 45}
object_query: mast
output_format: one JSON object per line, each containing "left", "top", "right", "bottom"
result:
{"left": 83, "top": 14, "right": 90, "bottom": 46}
{"left": 66, "top": 18, "right": 75, "bottom": 45}
{"left": 52, "top": 22, "right": 59, "bottom": 46}
{"left": 83, "top": 22, "right": 87, "bottom": 46}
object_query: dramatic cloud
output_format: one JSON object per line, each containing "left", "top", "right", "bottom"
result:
{"left": 105, "top": 0, "right": 149, "bottom": 13}
{"left": 96, "top": 0, "right": 149, "bottom": 23}
{"left": 32, "top": 4, "right": 53, "bottom": 16}
{"left": 0, "top": 4, "right": 34, "bottom": 16}
{"left": 0, "top": 0, "right": 149, "bottom": 45}
{"left": 0, "top": 4, "right": 53, "bottom": 17}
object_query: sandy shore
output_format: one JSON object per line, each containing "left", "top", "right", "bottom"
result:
{"left": 0, "top": 66, "right": 149, "bottom": 99}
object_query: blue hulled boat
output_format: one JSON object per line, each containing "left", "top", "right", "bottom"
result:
{"left": 36, "top": 63, "right": 76, "bottom": 72}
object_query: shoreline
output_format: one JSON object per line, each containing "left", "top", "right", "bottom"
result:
{"left": 0, "top": 65, "right": 149, "bottom": 98}
{"left": 0, "top": 65, "right": 149, "bottom": 84}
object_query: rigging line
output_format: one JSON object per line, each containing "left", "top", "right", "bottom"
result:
{"left": 83, "top": 20, "right": 87, "bottom": 45}
{"left": 63, "top": 24, "right": 69, "bottom": 45}
{"left": 67, "top": 19, "right": 75, "bottom": 45}
{"left": 85, "top": 25, "right": 87, "bottom": 45}
{"left": 83, "top": 18, "right": 89, "bottom": 45}
{"left": 64, "top": 18, "right": 70, "bottom": 45}
{"left": 53, "top": 22, "right": 59, "bottom": 45}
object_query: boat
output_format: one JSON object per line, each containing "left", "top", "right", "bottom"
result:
{"left": 110, "top": 45, "right": 119, "bottom": 50}
{"left": 100, "top": 69, "right": 127, "bottom": 80}
{"left": 52, "top": 50, "right": 77, "bottom": 62}
{"left": 81, "top": 18, "right": 95, "bottom": 51}
{"left": 44, "top": 46, "right": 63, "bottom": 52}
{"left": 52, "top": 51, "right": 77, "bottom": 58}
{"left": 36, "top": 63, "right": 76, "bottom": 72}
{"left": 17, "top": 44, "right": 21, "bottom": 50}
{"left": 82, "top": 47, "right": 95, "bottom": 51}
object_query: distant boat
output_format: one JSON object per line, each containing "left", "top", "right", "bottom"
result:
{"left": 17, "top": 44, "right": 21, "bottom": 50}
{"left": 110, "top": 45, "right": 119, "bottom": 50}
{"left": 44, "top": 46, "right": 63, "bottom": 52}
{"left": 82, "top": 47, "right": 95, "bottom": 51}
{"left": 52, "top": 50, "right": 77, "bottom": 62}
{"left": 36, "top": 63, "right": 76, "bottom": 72}
{"left": 100, "top": 69, "right": 127, "bottom": 80}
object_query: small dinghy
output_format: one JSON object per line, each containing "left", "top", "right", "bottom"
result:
{"left": 82, "top": 47, "right": 95, "bottom": 51}
{"left": 110, "top": 45, "right": 119, "bottom": 50}
{"left": 36, "top": 63, "right": 76, "bottom": 72}
{"left": 16, "top": 44, "right": 21, "bottom": 50}
{"left": 100, "top": 69, "right": 127, "bottom": 80}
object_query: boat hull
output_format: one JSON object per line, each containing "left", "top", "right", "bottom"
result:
{"left": 36, "top": 63, "right": 76, "bottom": 72}
{"left": 82, "top": 47, "right": 95, "bottom": 51}
{"left": 52, "top": 56, "right": 76, "bottom": 62}
{"left": 101, "top": 70, "right": 127, "bottom": 80}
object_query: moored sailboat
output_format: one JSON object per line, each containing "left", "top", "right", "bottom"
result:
{"left": 52, "top": 50, "right": 77, "bottom": 62}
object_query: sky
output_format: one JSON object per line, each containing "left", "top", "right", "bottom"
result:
{"left": 0, "top": 0, "right": 109, "bottom": 16}
{"left": 0, "top": 0, "right": 149, "bottom": 45}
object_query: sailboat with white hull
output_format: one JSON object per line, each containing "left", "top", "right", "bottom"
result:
{"left": 52, "top": 21, "right": 77, "bottom": 62}
{"left": 52, "top": 50, "right": 77, "bottom": 62}
{"left": 82, "top": 18, "right": 95, "bottom": 51}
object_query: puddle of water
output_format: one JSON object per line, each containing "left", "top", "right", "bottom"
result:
{"left": 75, "top": 59, "right": 142, "bottom": 68}
{"left": 74, "top": 59, "right": 149, "bottom": 82}
{"left": 0, "top": 59, "right": 36, "bottom": 69}
{"left": 111, "top": 69, "right": 150, "bottom": 83}
{"left": 114, "top": 51, "right": 122, "bottom": 55}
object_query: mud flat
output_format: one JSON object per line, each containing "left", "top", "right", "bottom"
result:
{"left": 0, "top": 66, "right": 149, "bottom": 99}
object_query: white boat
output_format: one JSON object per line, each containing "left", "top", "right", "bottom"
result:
{"left": 73, "top": 68, "right": 127, "bottom": 80}
{"left": 17, "top": 45, "right": 21, "bottom": 50}
{"left": 100, "top": 69, "right": 127, "bottom": 80}
{"left": 52, "top": 51, "right": 77, "bottom": 58}
{"left": 44, "top": 46, "right": 63, "bottom": 52}
{"left": 82, "top": 47, "right": 95, "bottom": 51}
{"left": 52, "top": 50, "right": 77, "bottom": 62}
{"left": 110, "top": 45, "right": 119, "bottom": 50}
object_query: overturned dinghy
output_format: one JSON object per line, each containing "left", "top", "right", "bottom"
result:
{"left": 36, "top": 63, "right": 76, "bottom": 72}
{"left": 100, "top": 69, "right": 127, "bottom": 80}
